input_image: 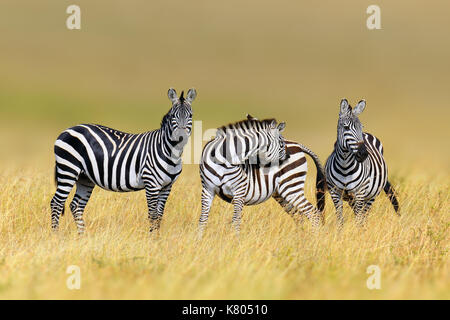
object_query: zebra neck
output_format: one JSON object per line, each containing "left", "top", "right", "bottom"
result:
{"left": 159, "top": 126, "right": 185, "bottom": 162}
{"left": 335, "top": 142, "right": 356, "bottom": 165}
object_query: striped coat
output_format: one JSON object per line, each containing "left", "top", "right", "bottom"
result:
{"left": 50, "top": 88, "right": 196, "bottom": 234}
{"left": 325, "top": 99, "right": 399, "bottom": 228}
{"left": 199, "top": 115, "right": 325, "bottom": 235}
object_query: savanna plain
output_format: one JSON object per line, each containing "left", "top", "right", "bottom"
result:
{"left": 0, "top": 1, "right": 448, "bottom": 299}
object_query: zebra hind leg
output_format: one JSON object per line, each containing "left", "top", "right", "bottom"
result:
{"left": 279, "top": 194, "right": 322, "bottom": 231}
{"left": 144, "top": 184, "right": 160, "bottom": 233}
{"left": 273, "top": 195, "right": 304, "bottom": 226}
{"left": 69, "top": 176, "right": 95, "bottom": 235}
{"left": 298, "top": 200, "right": 322, "bottom": 231}
{"left": 51, "top": 165, "right": 79, "bottom": 231}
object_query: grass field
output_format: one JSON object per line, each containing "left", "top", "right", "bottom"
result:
{"left": 0, "top": 1, "right": 448, "bottom": 299}
{"left": 0, "top": 164, "right": 448, "bottom": 299}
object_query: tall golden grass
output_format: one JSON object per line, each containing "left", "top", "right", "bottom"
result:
{"left": 0, "top": 163, "right": 448, "bottom": 299}
{"left": 0, "top": 0, "right": 448, "bottom": 299}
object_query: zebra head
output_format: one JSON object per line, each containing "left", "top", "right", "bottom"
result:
{"left": 256, "top": 119, "right": 288, "bottom": 165}
{"left": 337, "top": 99, "right": 368, "bottom": 162}
{"left": 217, "top": 117, "right": 287, "bottom": 166}
{"left": 166, "top": 88, "right": 196, "bottom": 149}
{"left": 245, "top": 114, "right": 288, "bottom": 164}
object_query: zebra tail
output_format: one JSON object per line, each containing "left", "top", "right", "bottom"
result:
{"left": 298, "top": 144, "right": 327, "bottom": 213}
{"left": 384, "top": 180, "right": 400, "bottom": 215}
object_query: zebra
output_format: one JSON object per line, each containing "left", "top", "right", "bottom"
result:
{"left": 198, "top": 115, "right": 326, "bottom": 236}
{"left": 50, "top": 88, "right": 196, "bottom": 234}
{"left": 325, "top": 99, "right": 399, "bottom": 229}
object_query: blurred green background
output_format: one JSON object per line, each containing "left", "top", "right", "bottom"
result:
{"left": 0, "top": 0, "right": 449, "bottom": 175}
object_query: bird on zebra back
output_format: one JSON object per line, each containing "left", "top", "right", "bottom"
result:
{"left": 325, "top": 99, "right": 400, "bottom": 229}
{"left": 198, "top": 114, "right": 326, "bottom": 237}
{"left": 50, "top": 88, "right": 196, "bottom": 234}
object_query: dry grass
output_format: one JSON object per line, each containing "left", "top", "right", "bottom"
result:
{"left": 0, "top": 163, "right": 447, "bottom": 299}
{"left": 0, "top": 0, "right": 448, "bottom": 299}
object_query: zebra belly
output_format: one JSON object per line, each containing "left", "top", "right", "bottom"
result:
{"left": 215, "top": 183, "right": 274, "bottom": 205}
{"left": 243, "top": 165, "right": 277, "bottom": 205}
{"left": 82, "top": 169, "right": 145, "bottom": 192}
{"left": 245, "top": 193, "right": 274, "bottom": 205}
{"left": 214, "top": 168, "right": 276, "bottom": 205}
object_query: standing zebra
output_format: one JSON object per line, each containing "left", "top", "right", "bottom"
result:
{"left": 199, "top": 115, "right": 326, "bottom": 236}
{"left": 50, "top": 88, "right": 196, "bottom": 234}
{"left": 325, "top": 99, "right": 399, "bottom": 229}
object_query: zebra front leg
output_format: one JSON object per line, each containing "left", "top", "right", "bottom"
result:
{"left": 69, "top": 179, "right": 95, "bottom": 235}
{"left": 144, "top": 184, "right": 161, "bottom": 233}
{"left": 354, "top": 198, "right": 374, "bottom": 228}
{"left": 329, "top": 188, "right": 344, "bottom": 230}
{"left": 154, "top": 184, "right": 173, "bottom": 230}
{"left": 231, "top": 196, "right": 245, "bottom": 235}
{"left": 198, "top": 187, "right": 215, "bottom": 239}
{"left": 352, "top": 195, "right": 369, "bottom": 228}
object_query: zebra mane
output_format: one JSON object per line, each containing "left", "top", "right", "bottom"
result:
{"left": 160, "top": 110, "right": 171, "bottom": 128}
{"left": 179, "top": 91, "right": 185, "bottom": 103}
{"left": 217, "top": 118, "right": 276, "bottom": 135}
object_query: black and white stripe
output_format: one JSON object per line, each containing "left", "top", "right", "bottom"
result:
{"left": 50, "top": 88, "right": 196, "bottom": 234}
{"left": 325, "top": 99, "right": 399, "bottom": 228}
{"left": 198, "top": 115, "right": 326, "bottom": 236}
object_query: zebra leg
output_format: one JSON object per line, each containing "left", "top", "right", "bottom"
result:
{"left": 198, "top": 187, "right": 215, "bottom": 238}
{"left": 329, "top": 188, "right": 344, "bottom": 230}
{"left": 231, "top": 196, "right": 245, "bottom": 234}
{"left": 228, "top": 179, "right": 247, "bottom": 235}
{"left": 144, "top": 184, "right": 161, "bottom": 233}
{"left": 69, "top": 177, "right": 95, "bottom": 235}
{"left": 358, "top": 198, "right": 375, "bottom": 228}
{"left": 352, "top": 196, "right": 368, "bottom": 228}
{"left": 274, "top": 188, "right": 321, "bottom": 230}
{"left": 363, "top": 199, "right": 375, "bottom": 223}
{"left": 273, "top": 194, "right": 301, "bottom": 223}
{"left": 154, "top": 184, "right": 173, "bottom": 230}
{"left": 295, "top": 199, "right": 322, "bottom": 231}
{"left": 51, "top": 166, "right": 79, "bottom": 231}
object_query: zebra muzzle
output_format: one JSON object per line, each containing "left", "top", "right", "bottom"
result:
{"left": 171, "top": 128, "right": 190, "bottom": 151}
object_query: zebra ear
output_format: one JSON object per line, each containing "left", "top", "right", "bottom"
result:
{"left": 340, "top": 99, "right": 350, "bottom": 115}
{"left": 247, "top": 114, "right": 258, "bottom": 121}
{"left": 277, "top": 122, "right": 286, "bottom": 132}
{"left": 353, "top": 100, "right": 366, "bottom": 115}
{"left": 269, "top": 119, "right": 277, "bottom": 129}
{"left": 168, "top": 88, "right": 178, "bottom": 104}
{"left": 186, "top": 88, "right": 197, "bottom": 103}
